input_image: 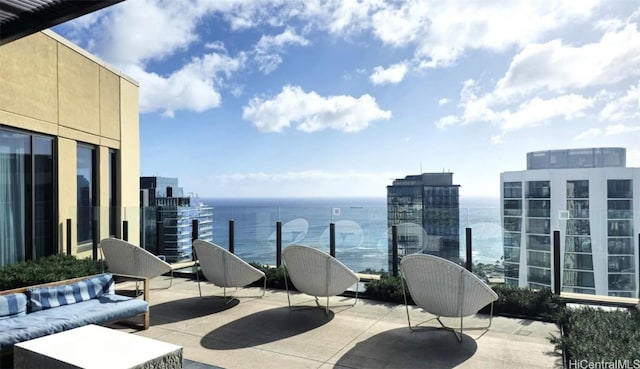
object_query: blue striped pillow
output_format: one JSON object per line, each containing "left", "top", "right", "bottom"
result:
{"left": 27, "top": 273, "right": 115, "bottom": 312}
{"left": 0, "top": 293, "right": 27, "bottom": 319}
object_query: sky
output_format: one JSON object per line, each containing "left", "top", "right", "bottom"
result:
{"left": 54, "top": 0, "right": 640, "bottom": 199}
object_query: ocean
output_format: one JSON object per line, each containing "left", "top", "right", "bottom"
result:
{"left": 202, "top": 197, "right": 503, "bottom": 273}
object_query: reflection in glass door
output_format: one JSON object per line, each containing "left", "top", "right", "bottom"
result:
{"left": 0, "top": 128, "right": 55, "bottom": 267}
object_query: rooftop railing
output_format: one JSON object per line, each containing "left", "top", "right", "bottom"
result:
{"left": 60, "top": 204, "right": 639, "bottom": 306}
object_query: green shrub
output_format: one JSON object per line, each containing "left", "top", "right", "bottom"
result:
{"left": 364, "top": 274, "right": 412, "bottom": 304}
{"left": 249, "top": 263, "right": 293, "bottom": 290}
{"left": 484, "top": 284, "right": 566, "bottom": 321}
{"left": 0, "top": 254, "right": 104, "bottom": 290}
{"left": 552, "top": 307, "right": 640, "bottom": 362}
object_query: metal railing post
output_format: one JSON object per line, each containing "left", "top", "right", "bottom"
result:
{"left": 122, "top": 220, "right": 128, "bottom": 241}
{"left": 553, "top": 230, "right": 561, "bottom": 295}
{"left": 66, "top": 219, "right": 72, "bottom": 255}
{"left": 92, "top": 219, "right": 98, "bottom": 261}
{"left": 228, "top": 220, "right": 235, "bottom": 254}
{"left": 392, "top": 225, "right": 398, "bottom": 277}
{"left": 465, "top": 227, "right": 472, "bottom": 272}
{"left": 192, "top": 219, "right": 199, "bottom": 261}
{"left": 276, "top": 221, "right": 282, "bottom": 267}
{"left": 329, "top": 222, "right": 336, "bottom": 258}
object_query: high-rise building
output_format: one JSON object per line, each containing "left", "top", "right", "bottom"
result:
{"left": 501, "top": 147, "right": 639, "bottom": 297}
{"left": 387, "top": 173, "right": 460, "bottom": 271}
{"left": 140, "top": 177, "right": 213, "bottom": 262}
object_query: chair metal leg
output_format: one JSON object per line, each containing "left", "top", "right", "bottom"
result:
{"left": 196, "top": 268, "right": 203, "bottom": 298}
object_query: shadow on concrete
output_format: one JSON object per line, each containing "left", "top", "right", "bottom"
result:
{"left": 201, "top": 307, "right": 334, "bottom": 349}
{"left": 334, "top": 327, "right": 477, "bottom": 369}
{"left": 150, "top": 297, "right": 240, "bottom": 325}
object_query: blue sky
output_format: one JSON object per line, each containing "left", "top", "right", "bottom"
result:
{"left": 55, "top": 0, "right": 640, "bottom": 199}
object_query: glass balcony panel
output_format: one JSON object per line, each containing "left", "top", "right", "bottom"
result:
{"left": 564, "top": 253, "right": 593, "bottom": 270}
{"left": 608, "top": 238, "right": 633, "bottom": 254}
{"left": 527, "top": 235, "right": 550, "bottom": 251}
{"left": 608, "top": 256, "right": 635, "bottom": 273}
{"left": 565, "top": 236, "right": 592, "bottom": 253}
{"left": 563, "top": 270, "right": 595, "bottom": 288}
{"left": 608, "top": 220, "right": 632, "bottom": 237}
{"left": 526, "top": 218, "right": 550, "bottom": 234}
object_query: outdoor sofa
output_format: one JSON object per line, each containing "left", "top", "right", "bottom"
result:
{"left": 0, "top": 273, "right": 149, "bottom": 356}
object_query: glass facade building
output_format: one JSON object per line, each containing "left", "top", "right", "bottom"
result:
{"left": 387, "top": 173, "right": 460, "bottom": 271}
{"left": 501, "top": 147, "right": 639, "bottom": 297}
{"left": 140, "top": 176, "right": 213, "bottom": 262}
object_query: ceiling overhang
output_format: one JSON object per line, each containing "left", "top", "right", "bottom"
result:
{"left": 1, "top": 0, "right": 124, "bottom": 46}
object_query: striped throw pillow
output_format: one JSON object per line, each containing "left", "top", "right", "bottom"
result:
{"left": 28, "top": 273, "right": 115, "bottom": 312}
{"left": 0, "top": 293, "right": 27, "bottom": 320}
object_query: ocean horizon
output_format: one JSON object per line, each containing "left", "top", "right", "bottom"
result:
{"left": 200, "top": 196, "right": 503, "bottom": 273}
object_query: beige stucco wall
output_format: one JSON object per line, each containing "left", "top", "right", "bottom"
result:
{"left": 0, "top": 30, "right": 140, "bottom": 256}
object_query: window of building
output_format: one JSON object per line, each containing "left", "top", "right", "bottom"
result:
{"left": 608, "top": 200, "right": 632, "bottom": 219}
{"left": 503, "top": 182, "right": 522, "bottom": 199}
{"left": 567, "top": 199, "right": 589, "bottom": 218}
{"left": 566, "top": 180, "right": 589, "bottom": 199}
{"left": 527, "top": 199, "right": 550, "bottom": 217}
{"left": 608, "top": 180, "right": 632, "bottom": 199}
{"left": 527, "top": 250, "right": 551, "bottom": 268}
{"left": 563, "top": 270, "right": 595, "bottom": 288}
{"left": 526, "top": 218, "right": 550, "bottom": 234}
{"left": 566, "top": 236, "right": 592, "bottom": 253}
{"left": 526, "top": 181, "right": 550, "bottom": 198}
{"left": 608, "top": 256, "right": 635, "bottom": 273}
{"left": 566, "top": 219, "right": 590, "bottom": 236}
{"left": 608, "top": 238, "right": 633, "bottom": 255}
{"left": 77, "top": 145, "right": 96, "bottom": 245}
{"left": 564, "top": 253, "right": 593, "bottom": 270}
{"left": 608, "top": 220, "right": 632, "bottom": 237}
{"left": 503, "top": 199, "right": 522, "bottom": 216}
{"left": 527, "top": 234, "right": 550, "bottom": 251}
{"left": 0, "top": 127, "right": 55, "bottom": 267}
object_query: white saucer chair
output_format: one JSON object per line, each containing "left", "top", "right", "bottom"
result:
{"left": 282, "top": 245, "right": 359, "bottom": 314}
{"left": 400, "top": 253, "right": 498, "bottom": 342}
{"left": 100, "top": 238, "right": 174, "bottom": 292}
{"left": 192, "top": 240, "right": 266, "bottom": 302}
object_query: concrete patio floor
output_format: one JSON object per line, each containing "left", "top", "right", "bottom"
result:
{"left": 113, "top": 277, "right": 562, "bottom": 369}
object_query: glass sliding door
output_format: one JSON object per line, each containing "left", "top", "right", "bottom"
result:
{"left": 0, "top": 130, "right": 29, "bottom": 266}
{"left": 0, "top": 127, "right": 55, "bottom": 267}
{"left": 77, "top": 145, "right": 96, "bottom": 245}
{"left": 109, "top": 149, "right": 117, "bottom": 237}
{"left": 33, "top": 137, "right": 55, "bottom": 259}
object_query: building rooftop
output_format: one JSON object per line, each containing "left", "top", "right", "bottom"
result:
{"left": 526, "top": 147, "right": 626, "bottom": 170}
{"left": 113, "top": 276, "right": 561, "bottom": 369}
{"left": 390, "top": 173, "right": 458, "bottom": 187}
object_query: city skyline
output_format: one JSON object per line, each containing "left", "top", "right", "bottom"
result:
{"left": 54, "top": 1, "right": 640, "bottom": 198}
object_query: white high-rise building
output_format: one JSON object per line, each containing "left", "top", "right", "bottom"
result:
{"left": 501, "top": 148, "right": 639, "bottom": 298}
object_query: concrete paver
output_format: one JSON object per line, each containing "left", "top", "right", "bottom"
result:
{"left": 113, "top": 277, "right": 561, "bottom": 369}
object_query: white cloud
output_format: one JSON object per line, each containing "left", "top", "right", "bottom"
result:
{"left": 438, "top": 98, "right": 449, "bottom": 106}
{"left": 242, "top": 85, "right": 391, "bottom": 133}
{"left": 600, "top": 82, "right": 640, "bottom": 122}
{"left": 131, "top": 52, "right": 245, "bottom": 117}
{"left": 575, "top": 128, "right": 601, "bottom": 140}
{"left": 500, "top": 95, "right": 594, "bottom": 133}
{"left": 496, "top": 24, "right": 640, "bottom": 98}
{"left": 254, "top": 27, "right": 309, "bottom": 74}
{"left": 435, "top": 115, "right": 460, "bottom": 129}
{"left": 605, "top": 124, "right": 640, "bottom": 136}
{"left": 369, "top": 62, "right": 408, "bottom": 85}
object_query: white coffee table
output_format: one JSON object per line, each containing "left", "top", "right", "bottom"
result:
{"left": 14, "top": 324, "right": 183, "bottom": 369}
